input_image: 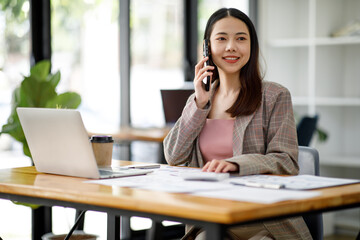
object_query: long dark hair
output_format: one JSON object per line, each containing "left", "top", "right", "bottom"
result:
{"left": 204, "top": 8, "right": 262, "bottom": 117}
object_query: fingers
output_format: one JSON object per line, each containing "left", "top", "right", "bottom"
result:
{"left": 202, "top": 160, "right": 239, "bottom": 173}
{"left": 193, "top": 57, "right": 215, "bottom": 108}
{"left": 202, "top": 160, "right": 224, "bottom": 172}
{"left": 194, "top": 57, "right": 214, "bottom": 84}
{"left": 194, "top": 72, "right": 213, "bottom": 93}
{"left": 195, "top": 56, "right": 211, "bottom": 73}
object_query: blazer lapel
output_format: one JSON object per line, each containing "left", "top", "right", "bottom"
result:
{"left": 233, "top": 112, "right": 256, "bottom": 155}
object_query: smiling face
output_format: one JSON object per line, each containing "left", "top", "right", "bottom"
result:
{"left": 209, "top": 16, "right": 251, "bottom": 78}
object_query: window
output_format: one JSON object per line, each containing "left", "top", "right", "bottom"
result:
{"left": 51, "top": 0, "right": 120, "bottom": 133}
{"left": 0, "top": 0, "right": 30, "bottom": 153}
{"left": 130, "top": 0, "right": 249, "bottom": 127}
{"left": 130, "top": 0, "right": 184, "bottom": 127}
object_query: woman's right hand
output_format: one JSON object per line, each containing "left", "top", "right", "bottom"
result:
{"left": 193, "top": 57, "right": 215, "bottom": 109}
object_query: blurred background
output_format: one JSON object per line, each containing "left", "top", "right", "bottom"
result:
{"left": 0, "top": 0, "right": 359, "bottom": 239}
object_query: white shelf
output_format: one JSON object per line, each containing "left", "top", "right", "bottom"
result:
{"left": 315, "top": 36, "right": 360, "bottom": 46}
{"left": 320, "top": 155, "right": 360, "bottom": 168}
{"left": 268, "top": 36, "right": 360, "bottom": 48}
{"left": 315, "top": 97, "right": 360, "bottom": 106}
{"left": 292, "top": 97, "right": 310, "bottom": 106}
{"left": 292, "top": 97, "right": 360, "bottom": 106}
{"left": 268, "top": 38, "right": 310, "bottom": 47}
{"left": 260, "top": 0, "right": 360, "bottom": 234}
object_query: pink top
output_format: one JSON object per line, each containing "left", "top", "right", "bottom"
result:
{"left": 199, "top": 119, "right": 235, "bottom": 163}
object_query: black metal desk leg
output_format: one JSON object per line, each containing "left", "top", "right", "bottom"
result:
{"left": 107, "top": 213, "right": 120, "bottom": 240}
{"left": 204, "top": 223, "right": 226, "bottom": 240}
{"left": 65, "top": 211, "right": 86, "bottom": 240}
{"left": 146, "top": 220, "right": 163, "bottom": 240}
{"left": 75, "top": 209, "right": 85, "bottom": 230}
{"left": 32, "top": 206, "right": 52, "bottom": 240}
{"left": 120, "top": 216, "right": 132, "bottom": 239}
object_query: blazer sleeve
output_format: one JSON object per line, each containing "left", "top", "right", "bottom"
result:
{"left": 227, "top": 86, "right": 299, "bottom": 175}
{"left": 163, "top": 94, "right": 210, "bottom": 166}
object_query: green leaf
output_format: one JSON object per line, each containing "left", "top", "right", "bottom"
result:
{"left": 1, "top": 0, "right": 12, "bottom": 10}
{"left": 316, "top": 128, "right": 328, "bottom": 142}
{"left": 47, "top": 71, "right": 61, "bottom": 88}
{"left": 1, "top": 59, "right": 81, "bottom": 163}
{"left": 12, "top": 86, "right": 23, "bottom": 108}
{"left": 30, "top": 60, "right": 50, "bottom": 81}
{"left": 22, "top": 141, "right": 32, "bottom": 159}
{"left": 20, "top": 77, "right": 57, "bottom": 107}
{"left": 45, "top": 92, "right": 81, "bottom": 109}
{"left": 1, "top": 122, "right": 18, "bottom": 134}
{"left": 1, "top": 121, "right": 25, "bottom": 143}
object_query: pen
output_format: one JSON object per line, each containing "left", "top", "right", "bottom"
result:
{"left": 231, "top": 181, "right": 285, "bottom": 189}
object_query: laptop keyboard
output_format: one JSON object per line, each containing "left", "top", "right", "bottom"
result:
{"left": 99, "top": 169, "right": 118, "bottom": 176}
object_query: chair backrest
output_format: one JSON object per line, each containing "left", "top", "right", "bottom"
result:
{"left": 298, "top": 146, "right": 320, "bottom": 176}
{"left": 298, "top": 146, "right": 323, "bottom": 240}
{"left": 160, "top": 89, "right": 194, "bottom": 124}
{"left": 297, "top": 115, "right": 318, "bottom": 146}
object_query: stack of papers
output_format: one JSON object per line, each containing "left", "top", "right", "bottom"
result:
{"left": 179, "top": 171, "right": 230, "bottom": 181}
{"left": 229, "top": 175, "right": 360, "bottom": 190}
{"left": 86, "top": 165, "right": 359, "bottom": 204}
{"left": 88, "top": 166, "right": 232, "bottom": 193}
{"left": 192, "top": 187, "right": 320, "bottom": 204}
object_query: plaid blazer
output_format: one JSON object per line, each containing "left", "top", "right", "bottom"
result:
{"left": 163, "top": 81, "right": 312, "bottom": 240}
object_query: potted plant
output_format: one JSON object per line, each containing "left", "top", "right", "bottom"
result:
{"left": 0, "top": 60, "right": 81, "bottom": 160}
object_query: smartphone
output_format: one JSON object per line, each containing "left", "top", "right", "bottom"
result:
{"left": 202, "top": 39, "right": 211, "bottom": 91}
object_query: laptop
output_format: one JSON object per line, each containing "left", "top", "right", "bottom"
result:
{"left": 17, "top": 107, "right": 152, "bottom": 179}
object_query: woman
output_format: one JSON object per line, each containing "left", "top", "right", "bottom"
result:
{"left": 163, "top": 8, "right": 312, "bottom": 240}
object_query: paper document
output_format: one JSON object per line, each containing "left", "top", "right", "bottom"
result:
{"left": 87, "top": 165, "right": 232, "bottom": 193}
{"left": 86, "top": 166, "right": 329, "bottom": 203}
{"left": 180, "top": 171, "right": 230, "bottom": 181}
{"left": 192, "top": 186, "right": 320, "bottom": 204}
{"left": 229, "top": 175, "right": 360, "bottom": 190}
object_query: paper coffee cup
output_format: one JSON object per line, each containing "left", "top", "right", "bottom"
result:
{"left": 90, "top": 135, "right": 114, "bottom": 167}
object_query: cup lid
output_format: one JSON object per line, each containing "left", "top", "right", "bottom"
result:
{"left": 90, "top": 135, "right": 114, "bottom": 143}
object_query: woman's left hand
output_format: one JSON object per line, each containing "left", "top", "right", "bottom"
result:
{"left": 202, "top": 159, "right": 239, "bottom": 173}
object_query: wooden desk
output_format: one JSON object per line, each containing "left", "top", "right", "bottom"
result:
{"left": 1, "top": 164, "right": 360, "bottom": 240}
{"left": 90, "top": 126, "right": 171, "bottom": 143}
{"left": 90, "top": 126, "right": 171, "bottom": 164}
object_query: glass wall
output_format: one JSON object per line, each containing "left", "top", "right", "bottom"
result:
{"left": 51, "top": 0, "right": 120, "bottom": 133}
{"left": 1, "top": 0, "right": 250, "bottom": 145}
{"left": 130, "top": 0, "right": 184, "bottom": 127}
{"left": 0, "top": 2, "right": 33, "bottom": 239}
{"left": 130, "top": 0, "right": 249, "bottom": 127}
{"left": 0, "top": 0, "right": 30, "bottom": 153}
{"left": 1, "top": 0, "right": 122, "bottom": 151}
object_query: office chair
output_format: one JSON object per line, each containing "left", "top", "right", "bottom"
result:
{"left": 160, "top": 89, "right": 194, "bottom": 125}
{"left": 297, "top": 115, "right": 318, "bottom": 146}
{"left": 298, "top": 146, "right": 323, "bottom": 240}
